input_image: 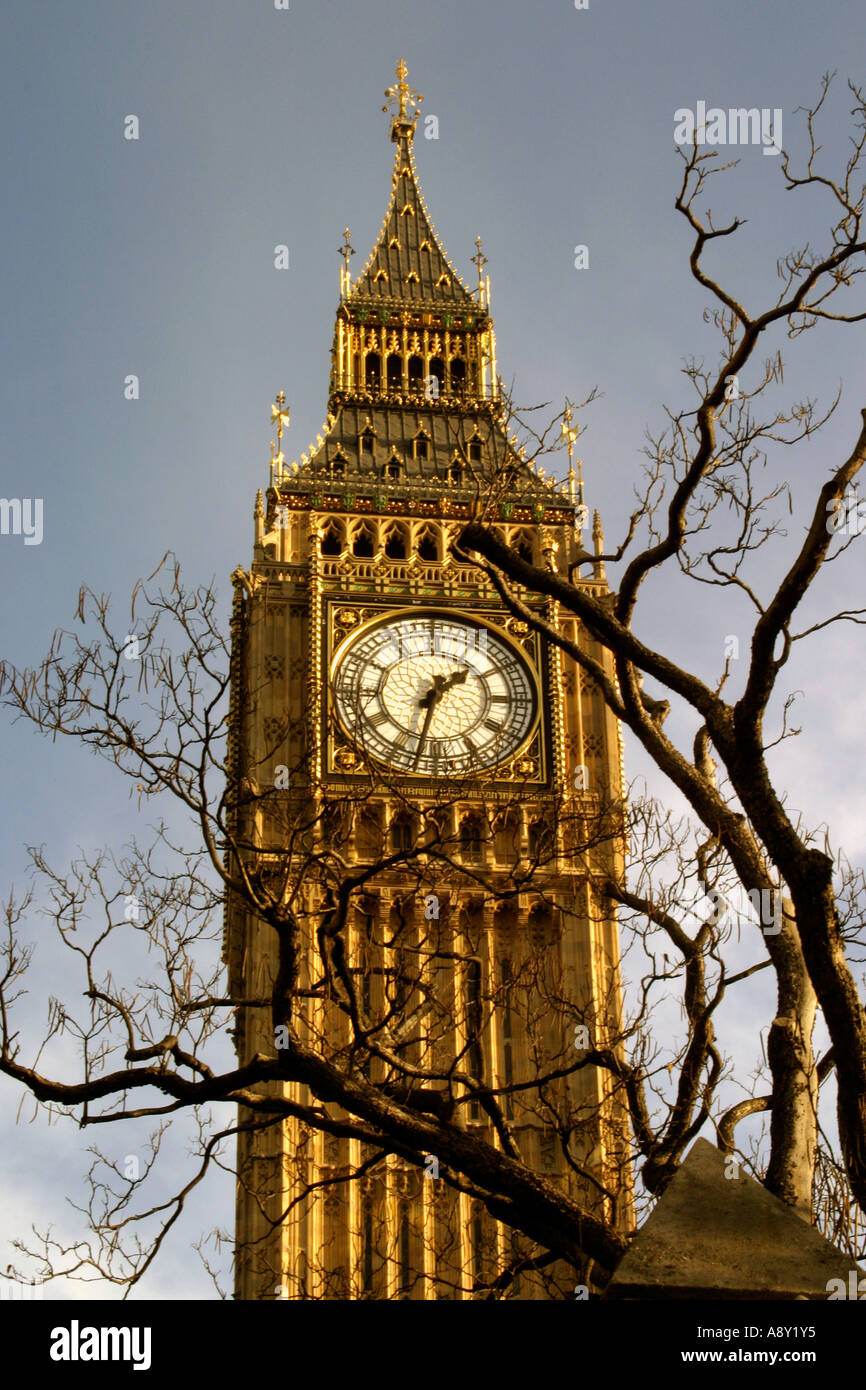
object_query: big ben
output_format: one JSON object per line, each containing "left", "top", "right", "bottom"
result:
{"left": 225, "top": 61, "right": 632, "bottom": 1301}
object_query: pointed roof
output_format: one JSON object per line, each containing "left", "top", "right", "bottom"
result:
{"left": 347, "top": 65, "right": 478, "bottom": 312}
{"left": 605, "top": 1138, "right": 857, "bottom": 1299}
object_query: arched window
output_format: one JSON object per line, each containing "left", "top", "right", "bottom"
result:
{"left": 494, "top": 809, "right": 521, "bottom": 863}
{"left": 513, "top": 532, "right": 534, "bottom": 565}
{"left": 408, "top": 355, "right": 424, "bottom": 392}
{"left": 397, "top": 1201, "right": 412, "bottom": 1301}
{"left": 428, "top": 357, "right": 444, "bottom": 395}
{"left": 387, "top": 354, "right": 402, "bottom": 391}
{"left": 465, "top": 959, "right": 484, "bottom": 1119}
{"left": 416, "top": 525, "right": 439, "bottom": 562}
{"left": 384, "top": 525, "right": 408, "bottom": 560}
{"left": 460, "top": 815, "right": 483, "bottom": 861}
{"left": 528, "top": 819, "right": 553, "bottom": 859}
{"left": 352, "top": 522, "right": 376, "bottom": 558}
{"left": 450, "top": 358, "right": 466, "bottom": 394}
{"left": 390, "top": 817, "right": 413, "bottom": 853}
{"left": 365, "top": 353, "right": 381, "bottom": 391}
{"left": 355, "top": 809, "right": 382, "bottom": 860}
{"left": 320, "top": 522, "right": 342, "bottom": 556}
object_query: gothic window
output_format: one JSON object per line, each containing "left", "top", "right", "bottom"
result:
{"left": 405, "top": 271, "right": 419, "bottom": 285}
{"left": 390, "top": 816, "right": 413, "bottom": 853}
{"left": 436, "top": 273, "right": 450, "bottom": 288}
{"left": 365, "top": 353, "right": 381, "bottom": 391}
{"left": 413, "top": 432, "right": 429, "bottom": 461}
{"left": 386, "top": 353, "right": 402, "bottom": 391}
{"left": 529, "top": 902, "right": 557, "bottom": 952}
{"left": 355, "top": 808, "right": 382, "bottom": 860}
{"left": 416, "top": 525, "right": 439, "bottom": 562}
{"left": 360, "top": 428, "right": 375, "bottom": 457}
{"left": 361, "top": 1197, "right": 376, "bottom": 1297}
{"left": 528, "top": 818, "right": 553, "bottom": 859}
{"left": 389, "top": 236, "right": 400, "bottom": 250}
{"left": 397, "top": 1201, "right": 412, "bottom": 1300}
{"left": 465, "top": 959, "right": 484, "bottom": 1120}
{"left": 384, "top": 524, "right": 408, "bottom": 560}
{"left": 400, "top": 203, "right": 415, "bottom": 217}
{"left": 330, "top": 459, "right": 345, "bottom": 481}
{"left": 351, "top": 522, "right": 376, "bottom": 558}
{"left": 513, "top": 530, "right": 534, "bottom": 564}
{"left": 450, "top": 358, "right": 466, "bottom": 394}
{"left": 459, "top": 814, "right": 483, "bottom": 861}
{"left": 494, "top": 808, "right": 521, "bottom": 863}
{"left": 374, "top": 268, "right": 388, "bottom": 283}
{"left": 408, "top": 355, "right": 424, "bottom": 392}
{"left": 419, "top": 240, "right": 431, "bottom": 253}
{"left": 501, "top": 958, "right": 514, "bottom": 1121}
{"left": 320, "top": 522, "right": 343, "bottom": 556}
{"left": 470, "top": 1206, "right": 485, "bottom": 1291}
{"left": 428, "top": 357, "right": 444, "bottom": 395}
{"left": 540, "top": 1129, "right": 558, "bottom": 1173}
{"left": 468, "top": 437, "right": 482, "bottom": 463}
{"left": 448, "top": 462, "right": 463, "bottom": 486}
{"left": 385, "top": 457, "right": 402, "bottom": 482}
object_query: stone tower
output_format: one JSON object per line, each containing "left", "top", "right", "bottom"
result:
{"left": 225, "top": 61, "right": 631, "bottom": 1301}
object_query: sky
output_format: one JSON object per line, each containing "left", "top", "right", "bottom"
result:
{"left": 1, "top": 0, "right": 865, "bottom": 1298}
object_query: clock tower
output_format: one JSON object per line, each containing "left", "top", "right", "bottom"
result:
{"left": 226, "top": 62, "right": 632, "bottom": 1300}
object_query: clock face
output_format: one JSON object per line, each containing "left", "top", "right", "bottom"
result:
{"left": 331, "top": 611, "right": 538, "bottom": 776}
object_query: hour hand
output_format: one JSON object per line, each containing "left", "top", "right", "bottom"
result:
{"left": 418, "top": 672, "right": 448, "bottom": 710}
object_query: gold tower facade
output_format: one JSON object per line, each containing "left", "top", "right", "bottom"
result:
{"left": 225, "top": 63, "right": 631, "bottom": 1300}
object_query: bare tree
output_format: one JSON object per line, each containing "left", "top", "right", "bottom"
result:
{"left": 457, "top": 73, "right": 866, "bottom": 1218}
{"left": 2, "top": 73, "right": 865, "bottom": 1300}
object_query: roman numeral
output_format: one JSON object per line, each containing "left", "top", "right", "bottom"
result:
{"left": 489, "top": 694, "right": 508, "bottom": 705}
{"left": 368, "top": 710, "right": 388, "bottom": 727}
{"left": 483, "top": 718, "right": 502, "bottom": 734}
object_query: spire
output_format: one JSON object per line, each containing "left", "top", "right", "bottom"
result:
{"left": 348, "top": 61, "right": 477, "bottom": 310}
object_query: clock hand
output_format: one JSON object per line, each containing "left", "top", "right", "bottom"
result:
{"left": 412, "top": 673, "right": 451, "bottom": 769}
{"left": 440, "top": 667, "right": 468, "bottom": 692}
{"left": 412, "top": 691, "right": 440, "bottom": 769}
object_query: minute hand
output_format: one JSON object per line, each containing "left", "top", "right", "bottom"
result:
{"left": 411, "top": 669, "right": 468, "bottom": 771}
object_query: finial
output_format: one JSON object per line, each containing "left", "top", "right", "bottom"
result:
{"left": 271, "top": 391, "right": 290, "bottom": 446}
{"left": 592, "top": 509, "right": 606, "bottom": 581}
{"left": 384, "top": 59, "right": 422, "bottom": 121}
{"left": 471, "top": 235, "right": 488, "bottom": 303}
{"left": 561, "top": 403, "right": 584, "bottom": 507}
{"left": 338, "top": 228, "right": 355, "bottom": 298}
{"left": 383, "top": 59, "right": 422, "bottom": 141}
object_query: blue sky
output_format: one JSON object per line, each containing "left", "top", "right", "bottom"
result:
{"left": 1, "top": 0, "right": 865, "bottom": 1297}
